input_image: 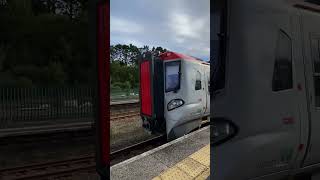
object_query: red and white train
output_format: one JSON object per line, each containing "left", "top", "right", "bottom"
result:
{"left": 212, "top": 0, "right": 320, "bottom": 179}
{"left": 139, "top": 51, "right": 210, "bottom": 140}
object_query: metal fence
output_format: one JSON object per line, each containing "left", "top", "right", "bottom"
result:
{"left": 0, "top": 87, "right": 95, "bottom": 129}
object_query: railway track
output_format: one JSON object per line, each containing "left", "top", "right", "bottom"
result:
{"left": 0, "top": 100, "right": 209, "bottom": 179}
{"left": 0, "top": 122, "right": 210, "bottom": 180}
{"left": 0, "top": 156, "right": 96, "bottom": 180}
{"left": 110, "top": 109, "right": 139, "bottom": 121}
{"left": 0, "top": 135, "right": 166, "bottom": 180}
{"left": 110, "top": 100, "right": 139, "bottom": 121}
{"left": 110, "top": 134, "right": 167, "bottom": 165}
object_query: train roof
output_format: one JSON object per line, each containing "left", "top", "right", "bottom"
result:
{"left": 257, "top": 0, "right": 320, "bottom": 14}
{"left": 159, "top": 51, "right": 210, "bottom": 65}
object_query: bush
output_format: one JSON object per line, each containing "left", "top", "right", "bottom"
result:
{"left": 16, "top": 76, "right": 33, "bottom": 87}
{"left": 110, "top": 84, "right": 121, "bottom": 91}
{"left": 0, "top": 71, "right": 17, "bottom": 87}
{"left": 123, "top": 81, "right": 131, "bottom": 89}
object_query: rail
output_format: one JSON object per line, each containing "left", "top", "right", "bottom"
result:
{"left": 0, "top": 135, "right": 166, "bottom": 180}
{"left": 0, "top": 156, "right": 96, "bottom": 180}
{"left": 0, "top": 123, "right": 209, "bottom": 179}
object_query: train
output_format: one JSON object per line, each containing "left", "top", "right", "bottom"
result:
{"left": 139, "top": 51, "right": 210, "bottom": 140}
{"left": 212, "top": 0, "right": 320, "bottom": 179}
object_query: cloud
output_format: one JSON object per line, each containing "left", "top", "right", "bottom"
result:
{"left": 169, "top": 13, "right": 199, "bottom": 39}
{"left": 111, "top": 16, "right": 143, "bottom": 34}
{"left": 110, "top": 0, "right": 210, "bottom": 59}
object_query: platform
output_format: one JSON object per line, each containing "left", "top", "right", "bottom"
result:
{"left": 110, "top": 126, "right": 210, "bottom": 180}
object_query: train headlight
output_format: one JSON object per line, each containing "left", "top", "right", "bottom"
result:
{"left": 167, "top": 99, "right": 184, "bottom": 111}
{"left": 211, "top": 118, "right": 238, "bottom": 146}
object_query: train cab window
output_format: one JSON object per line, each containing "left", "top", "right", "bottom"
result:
{"left": 195, "top": 71, "right": 202, "bottom": 90}
{"left": 165, "top": 61, "right": 181, "bottom": 92}
{"left": 272, "top": 30, "right": 293, "bottom": 91}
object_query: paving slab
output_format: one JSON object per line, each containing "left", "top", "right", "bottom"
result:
{"left": 111, "top": 126, "right": 210, "bottom": 180}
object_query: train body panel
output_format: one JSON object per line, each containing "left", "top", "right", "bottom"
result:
{"left": 212, "top": 0, "right": 320, "bottom": 179}
{"left": 300, "top": 6, "right": 320, "bottom": 168}
{"left": 139, "top": 52, "right": 210, "bottom": 140}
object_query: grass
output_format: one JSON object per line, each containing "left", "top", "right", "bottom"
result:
{"left": 110, "top": 88, "right": 139, "bottom": 101}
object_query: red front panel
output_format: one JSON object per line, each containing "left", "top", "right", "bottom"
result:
{"left": 140, "top": 61, "right": 152, "bottom": 116}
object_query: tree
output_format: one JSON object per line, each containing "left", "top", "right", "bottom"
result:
{"left": 47, "top": 61, "right": 67, "bottom": 86}
{"left": 110, "top": 44, "right": 141, "bottom": 66}
{"left": 16, "top": 76, "right": 33, "bottom": 87}
{"left": 0, "top": 0, "right": 91, "bottom": 87}
{"left": 110, "top": 43, "right": 169, "bottom": 91}
{"left": 0, "top": 45, "right": 6, "bottom": 71}
{"left": 7, "top": 0, "right": 33, "bottom": 16}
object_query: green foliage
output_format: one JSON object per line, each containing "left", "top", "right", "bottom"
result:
{"left": 7, "top": 0, "right": 33, "bottom": 17}
{"left": 0, "top": 45, "right": 6, "bottom": 71}
{"left": 110, "top": 61, "right": 139, "bottom": 89}
{"left": 0, "top": 0, "right": 168, "bottom": 89}
{"left": 110, "top": 43, "right": 167, "bottom": 92}
{"left": 16, "top": 76, "right": 33, "bottom": 87}
{"left": 110, "top": 44, "right": 141, "bottom": 65}
{"left": 110, "top": 44, "right": 168, "bottom": 66}
{"left": 0, "top": 71, "right": 17, "bottom": 87}
{"left": 0, "top": 0, "right": 91, "bottom": 87}
{"left": 46, "top": 61, "right": 67, "bottom": 86}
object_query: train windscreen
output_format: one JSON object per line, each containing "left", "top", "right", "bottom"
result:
{"left": 165, "top": 61, "right": 181, "bottom": 93}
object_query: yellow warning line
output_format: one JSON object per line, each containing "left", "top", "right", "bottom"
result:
{"left": 152, "top": 144, "right": 210, "bottom": 180}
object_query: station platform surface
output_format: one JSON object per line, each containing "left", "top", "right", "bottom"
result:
{"left": 111, "top": 126, "right": 210, "bottom": 180}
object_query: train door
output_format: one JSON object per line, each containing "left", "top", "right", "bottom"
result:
{"left": 202, "top": 65, "right": 210, "bottom": 116}
{"left": 205, "top": 66, "right": 210, "bottom": 116}
{"left": 194, "top": 65, "right": 206, "bottom": 116}
{"left": 301, "top": 12, "right": 320, "bottom": 167}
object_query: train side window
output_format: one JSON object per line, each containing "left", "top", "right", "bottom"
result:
{"left": 212, "top": 0, "right": 228, "bottom": 92}
{"left": 314, "top": 77, "right": 320, "bottom": 107}
{"left": 272, "top": 30, "right": 293, "bottom": 91}
{"left": 313, "top": 39, "right": 320, "bottom": 73}
{"left": 313, "top": 39, "right": 320, "bottom": 107}
{"left": 195, "top": 71, "right": 202, "bottom": 90}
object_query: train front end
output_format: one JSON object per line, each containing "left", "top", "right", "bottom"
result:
{"left": 139, "top": 52, "right": 166, "bottom": 134}
{"left": 139, "top": 51, "right": 186, "bottom": 138}
{"left": 139, "top": 51, "right": 209, "bottom": 140}
{"left": 161, "top": 52, "right": 210, "bottom": 140}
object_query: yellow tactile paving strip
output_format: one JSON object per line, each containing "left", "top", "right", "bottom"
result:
{"left": 152, "top": 144, "right": 210, "bottom": 180}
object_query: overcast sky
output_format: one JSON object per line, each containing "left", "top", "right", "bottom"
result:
{"left": 110, "top": 0, "right": 210, "bottom": 61}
